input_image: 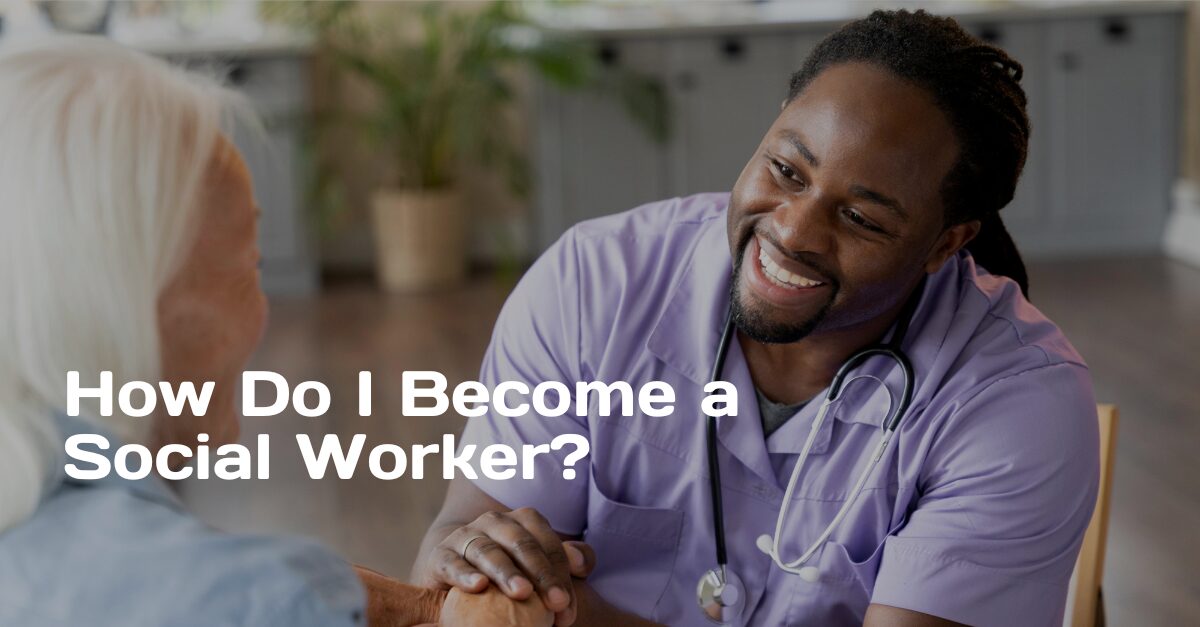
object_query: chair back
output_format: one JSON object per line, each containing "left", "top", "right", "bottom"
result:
{"left": 1067, "top": 404, "right": 1119, "bottom": 627}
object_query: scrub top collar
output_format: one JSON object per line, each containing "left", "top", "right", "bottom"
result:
{"left": 644, "top": 200, "right": 951, "bottom": 489}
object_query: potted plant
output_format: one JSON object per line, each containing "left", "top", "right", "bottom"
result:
{"left": 271, "top": 1, "right": 668, "bottom": 291}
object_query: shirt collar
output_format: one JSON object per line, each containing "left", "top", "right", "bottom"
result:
{"left": 53, "top": 412, "right": 184, "bottom": 510}
{"left": 644, "top": 204, "right": 782, "bottom": 484}
{"left": 644, "top": 203, "right": 969, "bottom": 484}
{"left": 645, "top": 206, "right": 735, "bottom": 387}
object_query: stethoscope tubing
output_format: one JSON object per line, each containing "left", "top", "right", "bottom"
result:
{"left": 706, "top": 310, "right": 738, "bottom": 570}
{"left": 704, "top": 278, "right": 924, "bottom": 591}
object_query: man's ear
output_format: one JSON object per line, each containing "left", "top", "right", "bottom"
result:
{"left": 924, "top": 220, "right": 980, "bottom": 274}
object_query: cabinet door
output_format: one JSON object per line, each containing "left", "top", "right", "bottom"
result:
{"left": 1043, "top": 14, "right": 1180, "bottom": 254}
{"left": 666, "top": 33, "right": 790, "bottom": 195}
{"left": 961, "top": 20, "right": 1052, "bottom": 246}
{"left": 533, "top": 40, "right": 669, "bottom": 250}
{"left": 666, "top": 32, "right": 823, "bottom": 196}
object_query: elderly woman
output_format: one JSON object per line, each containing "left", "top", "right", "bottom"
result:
{"left": 0, "top": 37, "right": 553, "bottom": 627}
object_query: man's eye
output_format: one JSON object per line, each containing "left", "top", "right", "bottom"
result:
{"left": 843, "top": 208, "right": 885, "bottom": 234}
{"left": 771, "top": 159, "right": 797, "bottom": 180}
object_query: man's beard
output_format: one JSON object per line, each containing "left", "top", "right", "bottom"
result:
{"left": 728, "top": 235, "right": 836, "bottom": 344}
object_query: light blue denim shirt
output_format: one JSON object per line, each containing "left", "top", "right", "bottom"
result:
{"left": 0, "top": 414, "right": 365, "bottom": 627}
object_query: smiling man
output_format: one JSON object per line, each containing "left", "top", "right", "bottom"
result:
{"left": 414, "top": 10, "right": 1099, "bottom": 627}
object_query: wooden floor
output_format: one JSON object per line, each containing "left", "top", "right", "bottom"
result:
{"left": 181, "top": 255, "right": 1200, "bottom": 626}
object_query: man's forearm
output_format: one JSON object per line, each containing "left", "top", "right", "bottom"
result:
{"left": 409, "top": 519, "right": 463, "bottom": 586}
{"left": 572, "top": 579, "right": 665, "bottom": 627}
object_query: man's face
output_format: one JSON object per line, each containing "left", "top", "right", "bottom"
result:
{"left": 728, "top": 62, "right": 961, "bottom": 343}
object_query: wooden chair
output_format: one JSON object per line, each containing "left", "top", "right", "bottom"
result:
{"left": 1067, "top": 404, "right": 1119, "bottom": 627}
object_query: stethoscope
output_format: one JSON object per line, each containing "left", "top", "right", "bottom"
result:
{"left": 696, "top": 281, "right": 923, "bottom": 624}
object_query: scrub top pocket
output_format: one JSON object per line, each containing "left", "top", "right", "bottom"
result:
{"left": 583, "top": 465, "right": 684, "bottom": 622}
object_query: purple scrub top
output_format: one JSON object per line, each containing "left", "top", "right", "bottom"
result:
{"left": 462, "top": 193, "right": 1099, "bottom": 627}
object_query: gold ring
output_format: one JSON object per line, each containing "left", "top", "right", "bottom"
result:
{"left": 461, "top": 535, "right": 486, "bottom": 558}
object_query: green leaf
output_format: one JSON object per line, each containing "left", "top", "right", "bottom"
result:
{"left": 292, "top": 0, "right": 672, "bottom": 237}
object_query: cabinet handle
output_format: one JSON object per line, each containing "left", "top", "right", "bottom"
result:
{"left": 597, "top": 41, "right": 620, "bottom": 67}
{"left": 1103, "top": 17, "right": 1130, "bottom": 43}
{"left": 978, "top": 24, "right": 1002, "bottom": 45}
{"left": 227, "top": 61, "right": 249, "bottom": 86}
{"left": 720, "top": 36, "right": 745, "bottom": 61}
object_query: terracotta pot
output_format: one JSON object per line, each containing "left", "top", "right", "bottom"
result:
{"left": 369, "top": 188, "right": 467, "bottom": 292}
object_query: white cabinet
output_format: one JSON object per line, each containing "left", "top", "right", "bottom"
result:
{"left": 534, "top": 40, "right": 670, "bottom": 249}
{"left": 664, "top": 33, "right": 800, "bottom": 195}
{"left": 532, "top": 7, "right": 1185, "bottom": 259}
{"left": 1039, "top": 13, "right": 1180, "bottom": 255}
{"left": 960, "top": 12, "right": 1182, "bottom": 257}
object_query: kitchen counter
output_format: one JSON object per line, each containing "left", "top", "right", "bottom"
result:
{"left": 530, "top": 0, "right": 1188, "bottom": 37}
{"left": 113, "top": 27, "right": 314, "bottom": 58}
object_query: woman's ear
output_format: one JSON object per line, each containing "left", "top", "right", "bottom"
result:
{"left": 924, "top": 220, "right": 980, "bottom": 273}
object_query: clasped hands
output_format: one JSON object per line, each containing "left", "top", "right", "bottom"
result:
{"left": 366, "top": 508, "right": 595, "bottom": 627}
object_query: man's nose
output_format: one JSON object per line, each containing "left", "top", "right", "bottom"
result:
{"left": 771, "top": 193, "right": 836, "bottom": 257}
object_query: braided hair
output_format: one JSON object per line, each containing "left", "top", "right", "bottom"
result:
{"left": 788, "top": 10, "right": 1031, "bottom": 297}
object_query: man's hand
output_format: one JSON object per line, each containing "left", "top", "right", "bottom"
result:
{"left": 423, "top": 507, "right": 595, "bottom": 627}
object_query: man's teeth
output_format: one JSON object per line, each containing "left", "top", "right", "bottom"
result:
{"left": 758, "top": 246, "right": 823, "bottom": 288}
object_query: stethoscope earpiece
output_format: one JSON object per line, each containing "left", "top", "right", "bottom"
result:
{"left": 756, "top": 533, "right": 821, "bottom": 582}
{"left": 755, "top": 533, "right": 772, "bottom": 554}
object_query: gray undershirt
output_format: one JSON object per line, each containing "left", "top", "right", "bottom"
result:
{"left": 755, "top": 388, "right": 809, "bottom": 437}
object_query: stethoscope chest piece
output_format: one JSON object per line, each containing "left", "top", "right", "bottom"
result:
{"left": 697, "top": 567, "right": 745, "bottom": 624}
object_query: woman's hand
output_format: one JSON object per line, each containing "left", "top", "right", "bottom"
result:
{"left": 440, "top": 585, "right": 553, "bottom": 627}
{"left": 355, "top": 566, "right": 445, "bottom": 627}
{"left": 423, "top": 508, "right": 595, "bottom": 627}
{"left": 355, "top": 565, "right": 558, "bottom": 627}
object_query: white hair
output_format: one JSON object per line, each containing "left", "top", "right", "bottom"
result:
{"left": 0, "top": 36, "right": 241, "bottom": 532}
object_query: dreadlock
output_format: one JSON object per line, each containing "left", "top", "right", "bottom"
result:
{"left": 788, "top": 9, "right": 1031, "bottom": 297}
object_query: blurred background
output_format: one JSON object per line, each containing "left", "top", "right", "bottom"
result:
{"left": 2, "top": 1, "right": 1197, "bottom": 625}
